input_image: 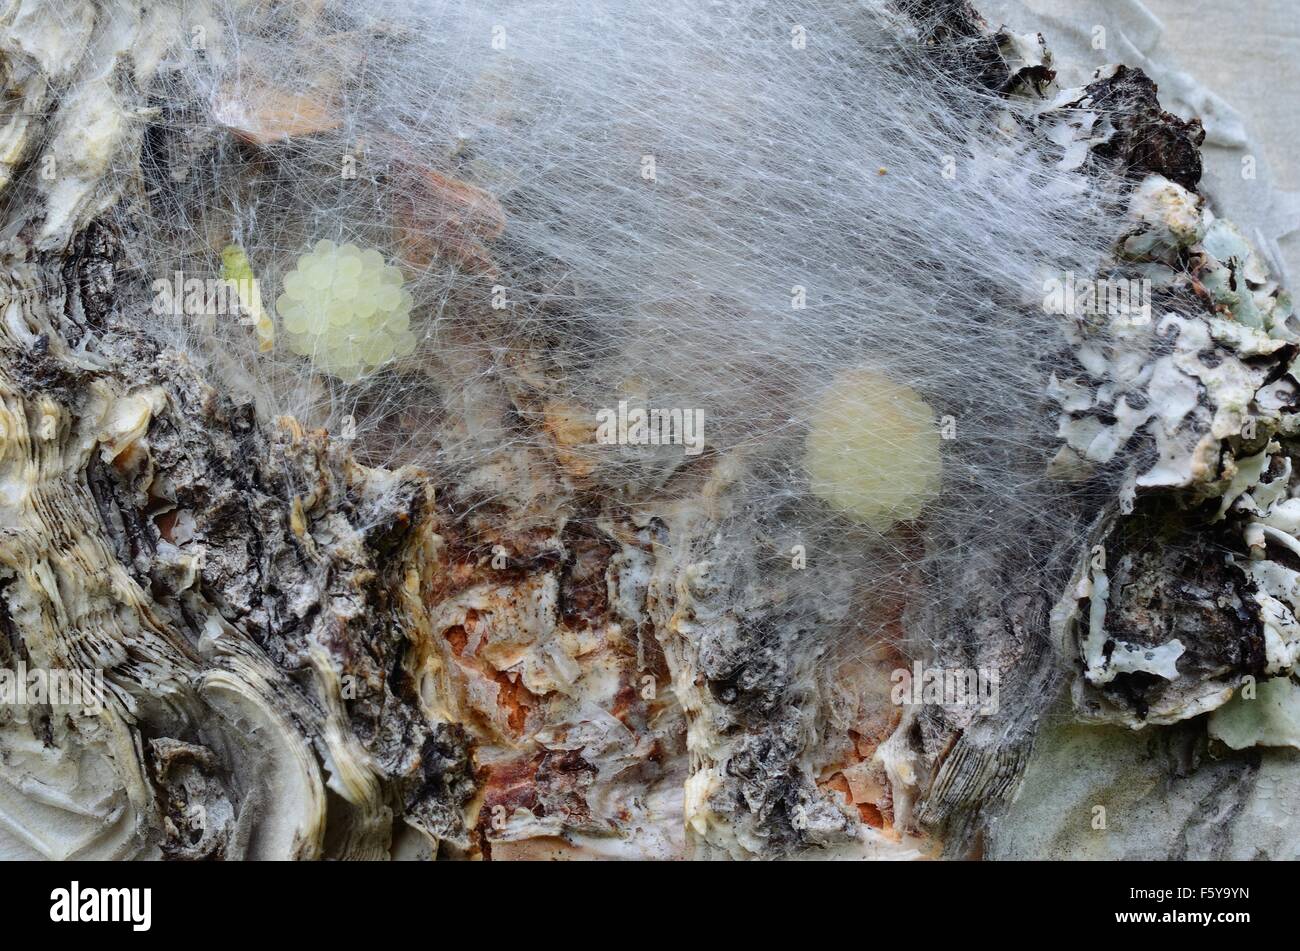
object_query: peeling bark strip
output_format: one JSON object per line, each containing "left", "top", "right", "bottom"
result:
{"left": 0, "top": 0, "right": 1296, "bottom": 861}
{"left": 1078, "top": 66, "right": 1206, "bottom": 192}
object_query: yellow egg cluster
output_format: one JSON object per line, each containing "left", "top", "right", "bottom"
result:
{"left": 803, "top": 367, "right": 942, "bottom": 531}
{"left": 276, "top": 240, "right": 417, "bottom": 380}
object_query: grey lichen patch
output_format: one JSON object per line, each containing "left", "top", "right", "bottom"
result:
{"left": 1197, "top": 215, "right": 1295, "bottom": 338}
{"left": 1048, "top": 147, "right": 1300, "bottom": 728}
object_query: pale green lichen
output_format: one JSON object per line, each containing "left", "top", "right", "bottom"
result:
{"left": 1122, "top": 174, "right": 1204, "bottom": 260}
{"left": 1209, "top": 677, "right": 1300, "bottom": 751}
{"left": 1196, "top": 217, "right": 1295, "bottom": 337}
{"left": 803, "top": 367, "right": 942, "bottom": 530}
{"left": 275, "top": 240, "right": 417, "bottom": 380}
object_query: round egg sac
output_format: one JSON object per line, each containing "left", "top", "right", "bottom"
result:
{"left": 276, "top": 240, "right": 417, "bottom": 380}
{"left": 803, "top": 366, "right": 943, "bottom": 531}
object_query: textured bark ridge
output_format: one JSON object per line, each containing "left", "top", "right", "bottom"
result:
{"left": 0, "top": 0, "right": 1296, "bottom": 861}
{"left": 1, "top": 227, "right": 474, "bottom": 857}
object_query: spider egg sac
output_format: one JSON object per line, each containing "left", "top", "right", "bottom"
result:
{"left": 276, "top": 240, "right": 417, "bottom": 380}
{"left": 803, "top": 366, "right": 943, "bottom": 531}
